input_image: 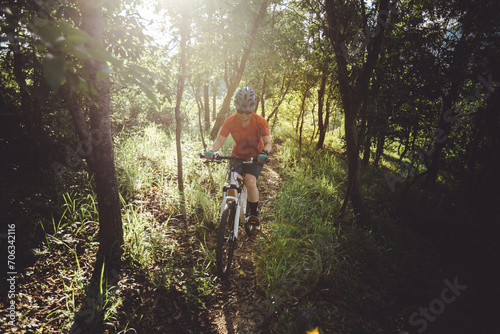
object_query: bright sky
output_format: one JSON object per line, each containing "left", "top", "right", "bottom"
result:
{"left": 137, "top": 3, "right": 170, "bottom": 46}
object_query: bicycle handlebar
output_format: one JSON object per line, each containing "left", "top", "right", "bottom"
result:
{"left": 198, "top": 153, "right": 270, "bottom": 163}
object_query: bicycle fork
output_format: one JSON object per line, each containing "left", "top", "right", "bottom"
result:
{"left": 221, "top": 180, "right": 247, "bottom": 240}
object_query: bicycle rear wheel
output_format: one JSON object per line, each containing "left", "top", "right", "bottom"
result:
{"left": 216, "top": 202, "right": 237, "bottom": 279}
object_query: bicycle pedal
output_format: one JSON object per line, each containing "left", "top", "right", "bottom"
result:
{"left": 246, "top": 215, "right": 260, "bottom": 226}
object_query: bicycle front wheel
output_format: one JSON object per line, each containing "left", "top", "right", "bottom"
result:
{"left": 216, "top": 202, "right": 237, "bottom": 279}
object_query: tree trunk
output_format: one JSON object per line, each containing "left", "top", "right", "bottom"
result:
{"left": 341, "top": 103, "right": 365, "bottom": 214}
{"left": 193, "top": 83, "right": 208, "bottom": 150}
{"left": 209, "top": 0, "right": 269, "bottom": 139}
{"left": 175, "top": 10, "right": 188, "bottom": 216}
{"left": 211, "top": 82, "right": 217, "bottom": 121}
{"left": 59, "top": 83, "right": 96, "bottom": 170}
{"left": 362, "top": 106, "right": 376, "bottom": 167}
{"left": 397, "top": 129, "right": 411, "bottom": 166}
{"left": 9, "top": 29, "right": 43, "bottom": 165}
{"left": 326, "top": 0, "right": 391, "bottom": 220}
{"left": 204, "top": 84, "right": 210, "bottom": 131}
{"left": 362, "top": 127, "right": 371, "bottom": 167}
{"left": 425, "top": 21, "right": 474, "bottom": 187}
{"left": 210, "top": 92, "right": 234, "bottom": 139}
{"left": 374, "top": 132, "right": 385, "bottom": 166}
{"left": 310, "top": 105, "right": 317, "bottom": 142}
{"left": 261, "top": 73, "right": 266, "bottom": 117}
{"left": 298, "top": 92, "right": 307, "bottom": 155}
{"left": 78, "top": 0, "right": 123, "bottom": 269}
{"left": 316, "top": 70, "right": 328, "bottom": 149}
{"left": 266, "top": 72, "right": 291, "bottom": 123}
{"left": 425, "top": 106, "right": 452, "bottom": 186}
{"left": 324, "top": 97, "right": 331, "bottom": 135}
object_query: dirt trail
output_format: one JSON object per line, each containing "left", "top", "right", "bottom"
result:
{"left": 208, "top": 154, "right": 282, "bottom": 333}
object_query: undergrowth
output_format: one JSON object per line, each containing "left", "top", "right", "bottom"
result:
{"left": 19, "top": 123, "right": 227, "bottom": 333}
{"left": 252, "top": 125, "right": 412, "bottom": 333}
{"left": 10, "top": 121, "right": 431, "bottom": 334}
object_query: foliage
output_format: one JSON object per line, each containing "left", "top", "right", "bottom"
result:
{"left": 1, "top": 0, "right": 499, "bottom": 332}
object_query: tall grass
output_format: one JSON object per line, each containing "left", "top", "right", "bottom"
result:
{"left": 34, "top": 123, "right": 225, "bottom": 332}
{"left": 253, "top": 128, "right": 347, "bottom": 305}
{"left": 33, "top": 179, "right": 113, "bottom": 333}
{"left": 116, "top": 123, "right": 222, "bottom": 306}
{"left": 115, "top": 123, "right": 227, "bottom": 221}
{"left": 253, "top": 125, "right": 394, "bottom": 315}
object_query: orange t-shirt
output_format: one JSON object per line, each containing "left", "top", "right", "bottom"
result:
{"left": 219, "top": 113, "right": 270, "bottom": 158}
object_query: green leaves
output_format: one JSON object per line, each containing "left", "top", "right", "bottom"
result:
{"left": 97, "top": 63, "right": 113, "bottom": 81}
{"left": 22, "top": 15, "right": 159, "bottom": 106}
{"left": 121, "top": 62, "right": 160, "bottom": 107}
{"left": 42, "top": 54, "right": 66, "bottom": 91}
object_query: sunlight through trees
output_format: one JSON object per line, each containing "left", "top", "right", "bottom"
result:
{"left": 1, "top": 0, "right": 499, "bottom": 332}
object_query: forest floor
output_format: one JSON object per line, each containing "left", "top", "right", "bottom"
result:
{"left": 104, "top": 147, "right": 299, "bottom": 334}
{"left": 1, "top": 141, "right": 498, "bottom": 334}
{"left": 0, "top": 148, "right": 288, "bottom": 334}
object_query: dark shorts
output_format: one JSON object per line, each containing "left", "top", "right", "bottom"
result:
{"left": 231, "top": 157, "right": 264, "bottom": 179}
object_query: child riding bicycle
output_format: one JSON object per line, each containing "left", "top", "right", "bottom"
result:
{"left": 205, "top": 87, "right": 272, "bottom": 225}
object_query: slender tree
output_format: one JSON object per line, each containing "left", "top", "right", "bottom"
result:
{"left": 316, "top": 69, "right": 328, "bottom": 149}
{"left": 424, "top": 3, "right": 482, "bottom": 186}
{"left": 325, "top": 0, "right": 393, "bottom": 218}
{"left": 174, "top": 9, "right": 189, "bottom": 216}
{"left": 76, "top": 0, "right": 123, "bottom": 270}
{"left": 209, "top": 0, "right": 269, "bottom": 139}
{"left": 204, "top": 84, "right": 210, "bottom": 130}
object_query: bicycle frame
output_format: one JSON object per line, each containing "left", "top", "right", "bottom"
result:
{"left": 200, "top": 153, "right": 268, "bottom": 279}
{"left": 220, "top": 163, "right": 247, "bottom": 240}
{"left": 199, "top": 153, "right": 266, "bottom": 241}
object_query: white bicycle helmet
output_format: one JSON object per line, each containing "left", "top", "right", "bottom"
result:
{"left": 234, "top": 87, "right": 257, "bottom": 112}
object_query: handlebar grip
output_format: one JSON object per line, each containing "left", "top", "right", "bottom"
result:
{"left": 199, "top": 152, "right": 221, "bottom": 162}
{"left": 198, "top": 153, "right": 269, "bottom": 163}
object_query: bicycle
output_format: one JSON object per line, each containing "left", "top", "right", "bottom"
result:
{"left": 200, "top": 153, "right": 268, "bottom": 279}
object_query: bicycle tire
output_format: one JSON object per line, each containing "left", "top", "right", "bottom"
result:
{"left": 216, "top": 202, "right": 237, "bottom": 279}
